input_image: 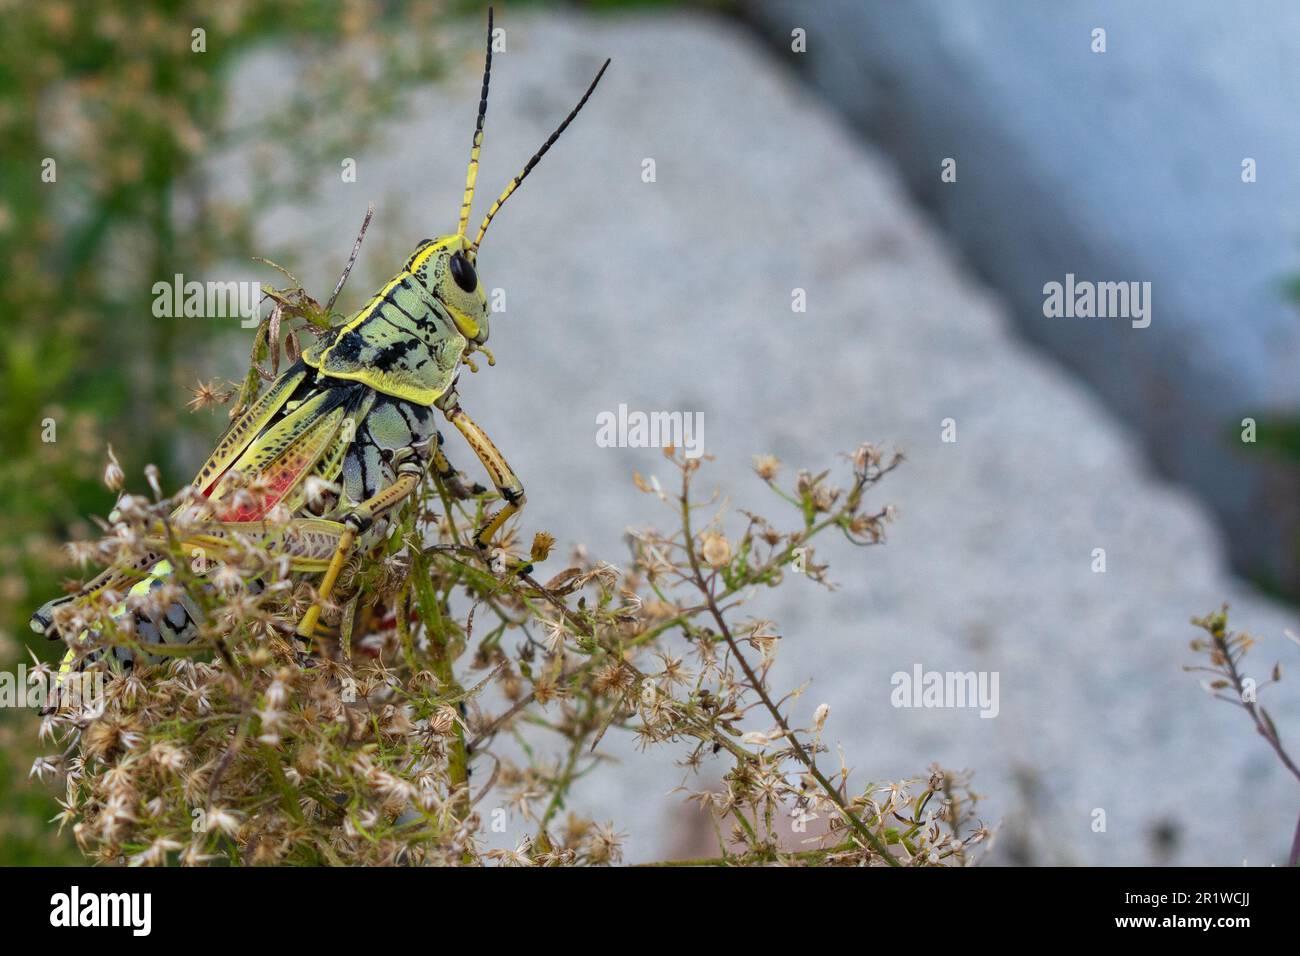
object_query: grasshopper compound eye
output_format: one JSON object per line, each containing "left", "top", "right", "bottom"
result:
{"left": 449, "top": 251, "right": 478, "bottom": 293}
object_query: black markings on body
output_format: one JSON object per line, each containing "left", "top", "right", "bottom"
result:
{"left": 371, "top": 336, "right": 419, "bottom": 370}
{"left": 332, "top": 330, "right": 365, "bottom": 362}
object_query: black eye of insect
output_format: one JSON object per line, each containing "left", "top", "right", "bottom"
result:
{"left": 449, "top": 251, "right": 478, "bottom": 293}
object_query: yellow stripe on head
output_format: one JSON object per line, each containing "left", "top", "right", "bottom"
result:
{"left": 405, "top": 235, "right": 460, "bottom": 276}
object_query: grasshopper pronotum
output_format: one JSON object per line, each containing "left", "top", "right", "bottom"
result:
{"left": 32, "top": 8, "right": 610, "bottom": 683}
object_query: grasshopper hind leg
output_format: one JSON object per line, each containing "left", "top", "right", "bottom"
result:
{"left": 38, "top": 564, "right": 200, "bottom": 714}
{"left": 29, "top": 553, "right": 162, "bottom": 640}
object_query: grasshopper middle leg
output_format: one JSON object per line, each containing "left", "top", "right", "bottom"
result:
{"left": 432, "top": 431, "right": 486, "bottom": 501}
{"left": 295, "top": 462, "right": 424, "bottom": 641}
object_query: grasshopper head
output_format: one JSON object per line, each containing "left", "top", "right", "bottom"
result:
{"left": 405, "top": 234, "right": 489, "bottom": 346}
{"left": 437, "top": 10, "right": 609, "bottom": 352}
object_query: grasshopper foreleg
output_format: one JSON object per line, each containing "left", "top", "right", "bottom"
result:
{"left": 440, "top": 400, "right": 526, "bottom": 555}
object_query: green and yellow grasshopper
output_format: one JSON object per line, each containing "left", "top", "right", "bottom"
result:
{"left": 31, "top": 9, "right": 610, "bottom": 683}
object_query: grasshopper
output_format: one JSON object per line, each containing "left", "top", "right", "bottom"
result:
{"left": 31, "top": 9, "right": 610, "bottom": 684}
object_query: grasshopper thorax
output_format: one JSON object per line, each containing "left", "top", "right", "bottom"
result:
{"left": 302, "top": 232, "right": 489, "bottom": 407}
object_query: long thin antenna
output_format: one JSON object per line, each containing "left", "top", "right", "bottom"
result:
{"left": 471, "top": 58, "right": 611, "bottom": 254}
{"left": 457, "top": 7, "right": 494, "bottom": 237}
{"left": 326, "top": 202, "right": 374, "bottom": 314}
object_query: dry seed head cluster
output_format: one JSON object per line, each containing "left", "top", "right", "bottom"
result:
{"left": 33, "top": 422, "right": 981, "bottom": 864}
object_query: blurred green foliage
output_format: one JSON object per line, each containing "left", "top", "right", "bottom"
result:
{"left": 1219, "top": 277, "right": 1300, "bottom": 600}
{"left": 0, "top": 0, "right": 461, "bottom": 865}
{"left": 1253, "top": 271, "right": 1300, "bottom": 467}
{"left": 1240, "top": 416, "right": 1300, "bottom": 463}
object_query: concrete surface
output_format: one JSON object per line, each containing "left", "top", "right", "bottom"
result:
{"left": 749, "top": 0, "right": 1300, "bottom": 597}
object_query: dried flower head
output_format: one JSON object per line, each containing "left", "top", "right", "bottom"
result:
{"left": 700, "top": 532, "right": 731, "bottom": 569}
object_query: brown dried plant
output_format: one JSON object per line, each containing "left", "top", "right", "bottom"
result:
{"left": 31, "top": 320, "right": 985, "bottom": 867}
{"left": 1187, "top": 606, "right": 1300, "bottom": 866}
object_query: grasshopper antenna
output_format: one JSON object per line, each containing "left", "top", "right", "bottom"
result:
{"left": 470, "top": 57, "right": 611, "bottom": 256}
{"left": 457, "top": 6, "right": 494, "bottom": 238}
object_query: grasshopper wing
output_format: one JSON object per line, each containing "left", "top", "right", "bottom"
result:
{"left": 190, "top": 361, "right": 311, "bottom": 496}
{"left": 205, "top": 380, "right": 371, "bottom": 522}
